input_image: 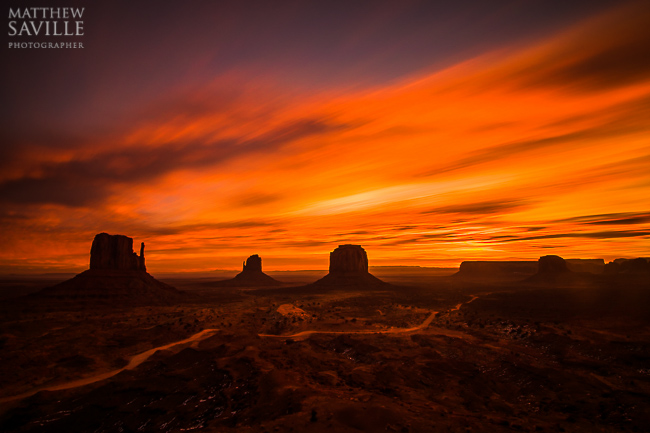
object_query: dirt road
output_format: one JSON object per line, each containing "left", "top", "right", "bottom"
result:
{"left": 0, "top": 328, "right": 219, "bottom": 404}
{"left": 259, "top": 294, "right": 483, "bottom": 341}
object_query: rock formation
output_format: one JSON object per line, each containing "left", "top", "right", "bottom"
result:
{"left": 90, "top": 233, "right": 146, "bottom": 271}
{"left": 37, "top": 233, "right": 184, "bottom": 305}
{"left": 524, "top": 255, "right": 571, "bottom": 284}
{"left": 537, "top": 255, "right": 569, "bottom": 275}
{"left": 213, "top": 254, "right": 281, "bottom": 287}
{"left": 242, "top": 254, "right": 262, "bottom": 273}
{"left": 565, "top": 259, "right": 605, "bottom": 274}
{"left": 604, "top": 258, "right": 650, "bottom": 274}
{"left": 311, "top": 245, "right": 386, "bottom": 287}
{"left": 455, "top": 258, "right": 605, "bottom": 281}
{"left": 455, "top": 261, "right": 538, "bottom": 281}
{"left": 525, "top": 255, "right": 599, "bottom": 286}
{"left": 329, "top": 244, "right": 369, "bottom": 275}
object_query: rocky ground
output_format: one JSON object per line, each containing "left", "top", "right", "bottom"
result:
{"left": 0, "top": 270, "right": 649, "bottom": 432}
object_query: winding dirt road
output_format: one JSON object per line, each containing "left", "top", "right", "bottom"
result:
{"left": 259, "top": 294, "right": 483, "bottom": 341}
{"left": 1, "top": 294, "right": 487, "bottom": 403}
{"left": 0, "top": 328, "right": 219, "bottom": 404}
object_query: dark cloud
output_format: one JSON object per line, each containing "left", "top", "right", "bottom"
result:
{"left": 517, "top": 3, "right": 650, "bottom": 92}
{"left": 440, "top": 130, "right": 600, "bottom": 175}
{"left": 0, "top": 118, "right": 350, "bottom": 206}
{"left": 0, "top": 211, "right": 29, "bottom": 222}
{"left": 484, "top": 235, "right": 518, "bottom": 240}
{"left": 532, "top": 152, "right": 650, "bottom": 198}
{"left": 380, "top": 237, "right": 423, "bottom": 247}
{"left": 379, "top": 230, "right": 467, "bottom": 246}
{"left": 0, "top": 177, "right": 105, "bottom": 207}
{"left": 338, "top": 230, "right": 372, "bottom": 236}
{"left": 419, "top": 94, "right": 650, "bottom": 178}
{"left": 1, "top": 0, "right": 621, "bottom": 134}
{"left": 274, "top": 240, "right": 330, "bottom": 248}
{"left": 589, "top": 216, "right": 650, "bottom": 225}
{"left": 541, "top": 94, "right": 650, "bottom": 132}
{"left": 391, "top": 225, "right": 419, "bottom": 231}
{"left": 494, "top": 230, "right": 650, "bottom": 243}
{"left": 556, "top": 212, "right": 650, "bottom": 226}
{"left": 137, "top": 220, "right": 278, "bottom": 237}
{"left": 419, "top": 233, "right": 456, "bottom": 240}
{"left": 422, "top": 199, "right": 529, "bottom": 215}
{"left": 232, "top": 193, "right": 282, "bottom": 208}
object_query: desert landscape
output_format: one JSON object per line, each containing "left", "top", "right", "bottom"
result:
{"left": 3, "top": 2, "right": 650, "bottom": 432}
{"left": 0, "top": 234, "right": 648, "bottom": 432}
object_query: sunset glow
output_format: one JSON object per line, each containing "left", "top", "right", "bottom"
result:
{"left": 2, "top": 1, "right": 648, "bottom": 273}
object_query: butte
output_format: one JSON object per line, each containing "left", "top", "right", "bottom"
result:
{"left": 309, "top": 244, "right": 387, "bottom": 288}
{"left": 36, "top": 233, "right": 184, "bottom": 305}
{"left": 525, "top": 255, "right": 596, "bottom": 286}
{"left": 212, "top": 254, "right": 281, "bottom": 287}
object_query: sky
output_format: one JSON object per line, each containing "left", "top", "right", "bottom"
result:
{"left": 1, "top": 0, "right": 649, "bottom": 273}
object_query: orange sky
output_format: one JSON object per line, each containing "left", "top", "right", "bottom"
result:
{"left": 1, "top": 1, "right": 649, "bottom": 273}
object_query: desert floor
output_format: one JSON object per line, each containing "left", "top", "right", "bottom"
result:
{"left": 0, "top": 269, "right": 649, "bottom": 432}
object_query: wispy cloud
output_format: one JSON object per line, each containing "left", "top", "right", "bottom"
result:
{"left": 422, "top": 199, "right": 530, "bottom": 215}
{"left": 0, "top": 117, "right": 350, "bottom": 206}
{"left": 556, "top": 212, "right": 650, "bottom": 226}
{"left": 1, "top": 1, "right": 649, "bottom": 271}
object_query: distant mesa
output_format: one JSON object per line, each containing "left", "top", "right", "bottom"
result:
{"left": 622, "top": 258, "right": 650, "bottom": 273}
{"left": 37, "top": 233, "right": 184, "bottom": 304}
{"left": 311, "top": 245, "right": 386, "bottom": 287}
{"left": 565, "top": 259, "right": 604, "bottom": 274}
{"left": 455, "top": 261, "right": 538, "bottom": 281}
{"left": 525, "top": 255, "right": 597, "bottom": 286}
{"left": 213, "top": 254, "right": 281, "bottom": 287}
{"left": 604, "top": 257, "right": 650, "bottom": 275}
{"left": 455, "top": 257, "right": 606, "bottom": 282}
{"left": 537, "top": 255, "right": 569, "bottom": 275}
{"left": 527, "top": 255, "right": 571, "bottom": 284}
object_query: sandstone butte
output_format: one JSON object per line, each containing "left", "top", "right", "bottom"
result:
{"left": 37, "top": 233, "right": 184, "bottom": 304}
{"left": 311, "top": 244, "right": 387, "bottom": 287}
{"left": 213, "top": 254, "right": 281, "bottom": 286}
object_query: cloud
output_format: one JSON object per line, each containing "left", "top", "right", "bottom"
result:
{"left": 2, "top": 2, "right": 650, "bottom": 271}
{"left": 420, "top": 99, "right": 650, "bottom": 178}
{"left": 0, "top": 177, "right": 106, "bottom": 207}
{"left": 0, "top": 117, "right": 349, "bottom": 206}
{"left": 423, "top": 199, "right": 529, "bottom": 215}
{"left": 231, "top": 192, "right": 283, "bottom": 208}
{"left": 493, "top": 230, "right": 650, "bottom": 243}
{"left": 556, "top": 212, "right": 650, "bottom": 226}
{"left": 514, "top": 2, "right": 650, "bottom": 92}
{"left": 132, "top": 220, "right": 279, "bottom": 237}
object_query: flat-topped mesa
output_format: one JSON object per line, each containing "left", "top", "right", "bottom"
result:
{"left": 537, "top": 255, "right": 569, "bottom": 275}
{"left": 565, "top": 259, "right": 604, "bottom": 274}
{"left": 524, "top": 254, "right": 595, "bottom": 286}
{"left": 456, "top": 261, "right": 538, "bottom": 280}
{"left": 242, "top": 254, "right": 262, "bottom": 273}
{"left": 89, "top": 233, "right": 146, "bottom": 271}
{"left": 605, "top": 257, "right": 650, "bottom": 274}
{"left": 311, "top": 244, "right": 386, "bottom": 287}
{"left": 329, "top": 245, "right": 369, "bottom": 275}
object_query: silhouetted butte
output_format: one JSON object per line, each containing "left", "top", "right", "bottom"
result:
{"left": 311, "top": 245, "right": 387, "bottom": 288}
{"left": 213, "top": 255, "right": 281, "bottom": 286}
{"left": 36, "top": 233, "right": 184, "bottom": 304}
